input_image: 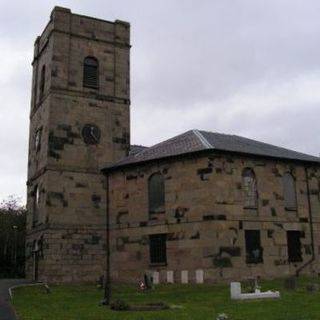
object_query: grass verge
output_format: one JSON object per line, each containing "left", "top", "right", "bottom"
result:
{"left": 12, "top": 277, "right": 320, "bottom": 320}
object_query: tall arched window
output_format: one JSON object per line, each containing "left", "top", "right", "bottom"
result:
{"left": 242, "top": 168, "right": 258, "bottom": 209}
{"left": 283, "top": 172, "right": 297, "bottom": 210}
{"left": 83, "top": 56, "right": 99, "bottom": 88}
{"left": 39, "top": 65, "right": 46, "bottom": 98}
{"left": 148, "top": 173, "right": 165, "bottom": 215}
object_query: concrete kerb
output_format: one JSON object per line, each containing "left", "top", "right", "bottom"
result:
{"left": 9, "top": 282, "right": 50, "bottom": 300}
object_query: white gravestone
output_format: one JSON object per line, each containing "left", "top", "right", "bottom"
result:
{"left": 230, "top": 282, "right": 280, "bottom": 300}
{"left": 195, "top": 269, "right": 204, "bottom": 284}
{"left": 152, "top": 271, "right": 159, "bottom": 285}
{"left": 167, "top": 271, "right": 174, "bottom": 283}
{"left": 230, "top": 282, "right": 241, "bottom": 299}
{"left": 181, "top": 270, "right": 188, "bottom": 284}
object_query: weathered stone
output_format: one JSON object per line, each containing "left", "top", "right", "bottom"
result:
{"left": 26, "top": 6, "right": 130, "bottom": 283}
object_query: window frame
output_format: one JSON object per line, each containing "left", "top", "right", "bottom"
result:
{"left": 32, "top": 185, "right": 40, "bottom": 227}
{"left": 148, "top": 172, "right": 165, "bottom": 216}
{"left": 282, "top": 172, "right": 297, "bottom": 211}
{"left": 83, "top": 56, "right": 99, "bottom": 89}
{"left": 245, "top": 230, "right": 263, "bottom": 264}
{"left": 149, "top": 234, "right": 167, "bottom": 266}
{"left": 39, "top": 65, "right": 46, "bottom": 98}
{"left": 242, "top": 168, "right": 258, "bottom": 210}
{"left": 287, "top": 230, "right": 302, "bottom": 263}
{"left": 34, "top": 127, "right": 42, "bottom": 152}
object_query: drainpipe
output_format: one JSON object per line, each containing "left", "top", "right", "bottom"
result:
{"left": 296, "top": 166, "right": 315, "bottom": 276}
{"left": 103, "top": 173, "right": 111, "bottom": 304}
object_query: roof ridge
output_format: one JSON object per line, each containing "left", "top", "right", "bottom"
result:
{"left": 193, "top": 129, "right": 213, "bottom": 149}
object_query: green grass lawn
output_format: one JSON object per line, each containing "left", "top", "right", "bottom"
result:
{"left": 12, "top": 277, "right": 320, "bottom": 320}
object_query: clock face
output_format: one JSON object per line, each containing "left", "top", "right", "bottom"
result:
{"left": 82, "top": 124, "right": 101, "bottom": 145}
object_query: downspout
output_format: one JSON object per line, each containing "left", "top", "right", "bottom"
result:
{"left": 296, "top": 166, "right": 315, "bottom": 276}
{"left": 103, "top": 172, "right": 111, "bottom": 304}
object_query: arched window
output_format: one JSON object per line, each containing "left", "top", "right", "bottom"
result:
{"left": 83, "top": 56, "right": 99, "bottom": 88}
{"left": 283, "top": 172, "right": 297, "bottom": 210}
{"left": 39, "top": 65, "right": 46, "bottom": 98}
{"left": 148, "top": 173, "right": 165, "bottom": 215}
{"left": 242, "top": 168, "right": 258, "bottom": 209}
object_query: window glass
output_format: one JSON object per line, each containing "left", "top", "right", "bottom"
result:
{"left": 242, "top": 168, "right": 258, "bottom": 208}
{"left": 35, "top": 128, "right": 42, "bottom": 151}
{"left": 149, "top": 234, "right": 167, "bottom": 264}
{"left": 32, "top": 186, "right": 39, "bottom": 227}
{"left": 40, "top": 65, "right": 45, "bottom": 98}
{"left": 148, "top": 173, "right": 165, "bottom": 215}
{"left": 287, "top": 231, "right": 302, "bottom": 262}
{"left": 283, "top": 173, "right": 297, "bottom": 210}
{"left": 245, "top": 230, "right": 263, "bottom": 264}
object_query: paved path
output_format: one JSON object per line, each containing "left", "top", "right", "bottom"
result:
{"left": 0, "top": 279, "right": 31, "bottom": 320}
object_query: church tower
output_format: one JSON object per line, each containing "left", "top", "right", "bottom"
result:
{"left": 26, "top": 7, "right": 130, "bottom": 282}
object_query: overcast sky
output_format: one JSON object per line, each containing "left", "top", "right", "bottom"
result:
{"left": 1, "top": 0, "right": 320, "bottom": 204}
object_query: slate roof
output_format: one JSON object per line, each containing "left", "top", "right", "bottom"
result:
{"left": 129, "top": 144, "right": 148, "bottom": 155}
{"left": 102, "top": 130, "right": 320, "bottom": 171}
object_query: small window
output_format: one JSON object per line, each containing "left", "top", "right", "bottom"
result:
{"left": 39, "top": 65, "right": 46, "bottom": 98}
{"left": 148, "top": 173, "right": 165, "bottom": 215}
{"left": 287, "top": 231, "right": 302, "bottom": 262}
{"left": 149, "top": 234, "right": 167, "bottom": 265}
{"left": 83, "top": 57, "right": 99, "bottom": 88}
{"left": 283, "top": 173, "right": 297, "bottom": 210}
{"left": 242, "top": 168, "right": 258, "bottom": 209}
{"left": 32, "top": 185, "right": 40, "bottom": 227}
{"left": 35, "top": 128, "right": 42, "bottom": 152}
{"left": 245, "top": 230, "right": 263, "bottom": 264}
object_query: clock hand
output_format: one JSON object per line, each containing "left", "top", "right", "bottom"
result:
{"left": 90, "top": 127, "right": 98, "bottom": 141}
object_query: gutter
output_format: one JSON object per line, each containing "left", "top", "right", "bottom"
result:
{"left": 103, "top": 173, "right": 111, "bottom": 304}
{"left": 296, "top": 166, "right": 315, "bottom": 276}
{"left": 101, "top": 149, "right": 320, "bottom": 175}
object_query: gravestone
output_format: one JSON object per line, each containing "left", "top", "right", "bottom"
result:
{"left": 195, "top": 269, "right": 204, "bottom": 284}
{"left": 181, "top": 270, "right": 188, "bottom": 284}
{"left": 230, "top": 282, "right": 241, "bottom": 299}
{"left": 167, "top": 271, "right": 174, "bottom": 283}
{"left": 153, "top": 271, "right": 159, "bottom": 284}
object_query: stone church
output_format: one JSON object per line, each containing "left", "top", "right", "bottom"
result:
{"left": 26, "top": 7, "right": 320, "bottom": 284}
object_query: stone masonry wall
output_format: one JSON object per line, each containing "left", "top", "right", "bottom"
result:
{"left": 25, "top": 227, "right": 106, "bottom": 283}
{"left": 108, "top": 153, "right": 320, "bottom": 283}
{"left": 26, "top": 7, "right": 130, "bottom": 283}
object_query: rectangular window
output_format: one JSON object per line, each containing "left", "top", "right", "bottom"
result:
{"left": 32, "top": 185, "right": 39, "bottom": 228}
{"left": 287, "top": 231, "right": 302, "bottom": 262}
{"left": 245, "top": 230, "right": 263, "bottom": 264}
{"left": 149, "top": 234, "right": 167, "bottom": 265}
